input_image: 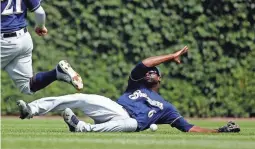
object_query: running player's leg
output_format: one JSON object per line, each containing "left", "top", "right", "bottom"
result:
{"left": 4, "top": 32, "right": 34, "bottom": 94}
{"left": 30, "top": 59, "right": 84, "bottom": 92}
{"left": 4, "top": 31, "right": 55, "bottom": 94}
{"left": 63, "top": 108, "right": 137, "bottom": 132}
{"left": 30, "top": 59, "right": 83, "bottom": 92}
{"left": 4, "top": 32, "right": 83, "bottom": 94}
{"left": 18, "top": 93, "right": 130, "bottom": 123}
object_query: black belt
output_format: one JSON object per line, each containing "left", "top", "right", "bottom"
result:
{"left": 2, "top": 28, "right": 27, "bottom": 38}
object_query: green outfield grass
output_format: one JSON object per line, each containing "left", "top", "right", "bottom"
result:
{"left": 1, "top": 117, "right": 255, "bottom": 149}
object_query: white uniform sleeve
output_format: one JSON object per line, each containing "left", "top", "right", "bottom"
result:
{"left": 34, "top": 6, "right": 46, "bottom": 27}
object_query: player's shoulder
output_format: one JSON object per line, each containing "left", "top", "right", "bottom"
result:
{"left": 24, "top": 0, "right": 42, "bottom": 12}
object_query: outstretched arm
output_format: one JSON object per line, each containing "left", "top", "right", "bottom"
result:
{"left": 189, "top": 121, "right": 240, "bottom": 133}
{"left": 142, "top": 46, "right": 188, "bottom": 67}
{"left": 188, "top": 126, "right": 218, "bottom": 133}
{"left": 171, "top": 117, "right": 240, "bottom": 133}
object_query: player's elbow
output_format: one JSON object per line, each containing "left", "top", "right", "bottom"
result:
{"left": 171, "top": 117, "right": 194, "bottom": 132}
{"left": 34, "top": 6, "right": 45, "bottom": 15}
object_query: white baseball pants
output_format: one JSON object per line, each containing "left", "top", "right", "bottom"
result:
{"left": 28, "top": 93, "right": 138, "bottom": 132}
{"left": 1, "top": 29, "right": 33, "bottom": 94}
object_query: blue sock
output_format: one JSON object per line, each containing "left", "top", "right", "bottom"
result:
{"left": 30, "top": 69, "right": 57, "bottom": 92}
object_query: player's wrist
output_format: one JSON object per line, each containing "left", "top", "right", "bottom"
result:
{"left": 35, "top": 25, "right": 45, "bottom": 28}
{"left": 35, "top": 26, "right": 47, "bottom": 32}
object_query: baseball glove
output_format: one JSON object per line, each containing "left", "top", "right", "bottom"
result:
{"left": 217, "top": 121, "right": 240, "bottom": 133}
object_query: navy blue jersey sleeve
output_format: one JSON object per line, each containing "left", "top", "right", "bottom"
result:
{"left": 156, "top": 102, "right": 193, "bottom": 132}
{"left": 25, "top": 0, "right": 41, "bottom": 12}
{"left": 130, "top": 62, "right": 151, "bottom": 81}
{"left": 170, "top": 117, "right": 194, "bottom": 132}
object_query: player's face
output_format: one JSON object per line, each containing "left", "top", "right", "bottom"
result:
{"left": 144, "top": 70, "right": 161, "bottom": 91}
{"left": 145, "top": 70, "right": 161, "bottom": 84}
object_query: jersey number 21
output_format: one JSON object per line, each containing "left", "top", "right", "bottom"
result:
{"left": 1, "top": 0, "right": 23, "bottom": 15}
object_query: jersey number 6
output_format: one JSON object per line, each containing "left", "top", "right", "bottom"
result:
{"left": 1, "top": 0, "right": 23, "bottom": 15}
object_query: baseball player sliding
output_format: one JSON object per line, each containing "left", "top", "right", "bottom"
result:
{"left": 18, "top": 47, "right": 240, "bottom": 133}
{"left": 1, "top": 0, "right": 83, "bottom": 94}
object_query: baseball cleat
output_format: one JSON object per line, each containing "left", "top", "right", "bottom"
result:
{"left": 56, "top": 60, "right": 83, "bottom": 90}
{"left": 17, "top": 100, "right": 32, "bottom": 119}
{"left": 62, "top": 108, "right": 80, "bottom": 132}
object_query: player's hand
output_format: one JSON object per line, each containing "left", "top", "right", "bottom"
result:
{"left": 172, "top": 46, "right": 188, "bottom": 64}
{"left": 35, "top": 26, "right": 48, "bottom": 36}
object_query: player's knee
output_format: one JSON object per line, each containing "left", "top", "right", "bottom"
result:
{"left": 18, "top": 82, "right": 34, "bottom": 95}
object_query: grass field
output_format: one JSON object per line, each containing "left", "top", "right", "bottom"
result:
{"left": 1, "top": 117, "right": 255, "bottom": 149}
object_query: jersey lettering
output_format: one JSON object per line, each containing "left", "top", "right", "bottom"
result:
{"left": 1, "top": 0, "right": 23, "bottom": 15}
{"left": 129, "top": 90, "right": 164, "bottom": 110}
{"left": 129, "top": 90, "right": 147, "bottom": 100}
